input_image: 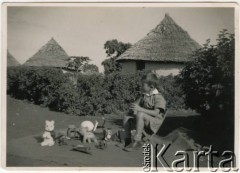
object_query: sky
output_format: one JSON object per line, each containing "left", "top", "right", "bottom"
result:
{"left": 7, "top": 7, "right": 234, "bottom": 72}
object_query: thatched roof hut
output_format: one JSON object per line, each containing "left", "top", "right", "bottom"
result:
{"left": 116, "top": 13, "right": 201, "bottom": 76}
{"left": 117, "top": 13, "right": 201, "bottom": 62}
{"left": 7, "top": 50, "right": 20, "bottom": 67}
{"left": 24, "top": 38, "right": 69, "bottom": 67}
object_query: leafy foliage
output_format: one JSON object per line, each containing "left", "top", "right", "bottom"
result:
{"left": 102, "top": 39, "right": 131, "bottom": 75}
{"left": 82, "top": 64, "right": 99, "bottom": 74}
{"left": 7, "top": 67, "right": 185, "bottom": 116}
{"left": 102, "top": 57, "right": 122, "bottom": 75}
{"left": 159, "top": 75, "right": 186, "bottom": 110}
{"left": 178, "top": 30, "right": 234, "bottom": 116}
{"left": 7, "top": 66, "right": 73, "bottom": 108}
{"left": 104, "top": 39, "right": 132, "bottom": 57}
{"left": 66, "top": 56, "right": 91, "bottom": 72}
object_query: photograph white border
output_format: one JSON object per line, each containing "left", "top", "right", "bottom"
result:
{"left": 1, "top": 1, "right": 239, "bottom": 172}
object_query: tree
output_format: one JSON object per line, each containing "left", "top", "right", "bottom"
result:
{"left": 67, "top": 56, "right": 91, "bottom": 73}
{"left": 82, "top": 64, "right": 99, "bottom": 74}
{"left": 104, "top": 39, "right": 132, "bottom": 57}
{"left": 178, "top": 29, "right": 234, "bottom": 117}
{"left": 102, "top": 39, "right": 131, "bottom": 75}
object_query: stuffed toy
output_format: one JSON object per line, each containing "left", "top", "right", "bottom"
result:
{"left": 95, "top": 128, "right": 112, "bottom": 150}
{"left": 41, "top": 120, "right": 55, "bottom": 146}
{"left": 103, "top": 128, "right": 112, "bottom": 141}
{"left": 40, "top": 120, "right": 72, "bottom": 146}
{"left": 80, "top": 120, "right": 98, "bottom": 132}
{"left": 67, "top": 124, "right": 79, "bottom": 139}
{"left": 112, "top": 129, "right": 125, "bottom": 143}
{"left": 95, "top": 140, "right": 107, "bottom": 150}
{"left": 78, "top": 127, "right": 98, "bottom": 144}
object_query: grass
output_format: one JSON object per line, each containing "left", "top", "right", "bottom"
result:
{"left": 6, "top": 95, "right": 234, "bottom": 167}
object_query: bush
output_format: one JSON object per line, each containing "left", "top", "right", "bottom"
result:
{"left": 47, "top": 80, "right": 78, "bottom": 114}
{"left": 7, "top": 67, "right": 185, "bottom": 116}
{"left": 7, "top": 66, "right": 76, "bottom": 111}
{"left": 74, "top": 72, "right": 143, "bottom": 115}
{"left": 75, "top": 71, "right": 185, "bottom": 115}
{"left": 178, "top": 30, "right": 235, "bottom": 152}
{"left": 159, "top": 75, "right": 185, "bottom": 110}
{"left": 178, "top": 30, "right": 234, "bottom": 116}
{"left": 104, "top": 72, "right": 142, "bottom": 111}
{"left": 76, "top": 73, "right": 108, "bottom": 116}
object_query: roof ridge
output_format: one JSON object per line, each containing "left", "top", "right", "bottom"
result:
{"left": 149, "top": 13, "right": 186, "bottom": 36}
{"left": 47, "top": 37, "right": 58, "bottom": 45}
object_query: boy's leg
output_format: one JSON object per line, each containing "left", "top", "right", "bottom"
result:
{"left": 134, "top": 111, "right": 151, "bottom": 141}
{"left": 123, "top": 115, "right": 135, "bottom": 146}
{"left": 123, "top": 112, "right": 152, "bottom": 152}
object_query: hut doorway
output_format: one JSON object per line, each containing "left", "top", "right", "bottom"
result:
{"left": 136, "top": 61, "right": 145, "bottom": 71}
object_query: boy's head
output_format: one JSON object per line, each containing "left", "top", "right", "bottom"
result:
{"left": 142, "top": 72, "right": 159, "bottom": 93}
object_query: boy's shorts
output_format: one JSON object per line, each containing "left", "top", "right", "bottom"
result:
{"left": 125, "top": 111, "right": 164, "bottom": 133}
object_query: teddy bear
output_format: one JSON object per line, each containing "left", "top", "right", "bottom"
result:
{"left": 41, "top": 120, "right": 55, "bottom": 146}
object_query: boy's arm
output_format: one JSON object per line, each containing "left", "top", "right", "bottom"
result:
{"left": 130, "top": 94, "right": 166, "bottom": 118}
{"left": 133, "top": 97, "right": 141, "bottom": 105}
{"left": 153, "top": 94, "right": 166, "bottom": 118}
{"left": 130, "top": 104, "right": 163, "bottom": 118}
{"left": 138, "top": 107, "right": 162, "bottom": 118}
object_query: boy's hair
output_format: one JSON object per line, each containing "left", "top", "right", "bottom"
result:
{"left": 142, "top": 72, "right": 159, "bottom": 88}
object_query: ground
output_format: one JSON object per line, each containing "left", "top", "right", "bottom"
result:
{"left": 6, "top": 95, "right": 229, "bottom": 168}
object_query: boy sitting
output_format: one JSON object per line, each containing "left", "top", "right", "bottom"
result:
{"left": 123, "top": 72, "right": 166, "bottom": 152}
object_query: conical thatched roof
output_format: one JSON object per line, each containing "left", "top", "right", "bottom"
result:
{"left": 7, "top": 50, "right": 20, "bottom": 67}
{"left": 117, "top": 13, "right": 201, "bottom": 63}
{"left": 24, "top": 38, "right": 69, "bottom": 67}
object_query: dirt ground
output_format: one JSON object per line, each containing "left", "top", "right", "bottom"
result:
{"left": 6, "top": 96, "right": 227, "bottom": 168}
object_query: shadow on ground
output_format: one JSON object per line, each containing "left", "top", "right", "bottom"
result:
{"left": 34, "top": 135, "right": 43, "bottom": 143}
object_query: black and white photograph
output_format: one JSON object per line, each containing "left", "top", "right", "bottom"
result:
{"left": 1, "top": 2, "right": 239, "bottom": 171}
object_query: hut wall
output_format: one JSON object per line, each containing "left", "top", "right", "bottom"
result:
{"left": 121, "top": 61, "right": 137, "bottom": 73}
{"left": 145, "top": 62, "right": 184, "bottom": 76}
{"left": 121, "top": 61, "right": 184, "bottom": 76}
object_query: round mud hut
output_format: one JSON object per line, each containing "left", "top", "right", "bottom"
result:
{"left": 116, "top": 13, "right": 201, "bottom": 76}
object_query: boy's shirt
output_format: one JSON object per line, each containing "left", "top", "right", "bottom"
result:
{"left": 139, "top": 88, "right": 166, "bottom": 114}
